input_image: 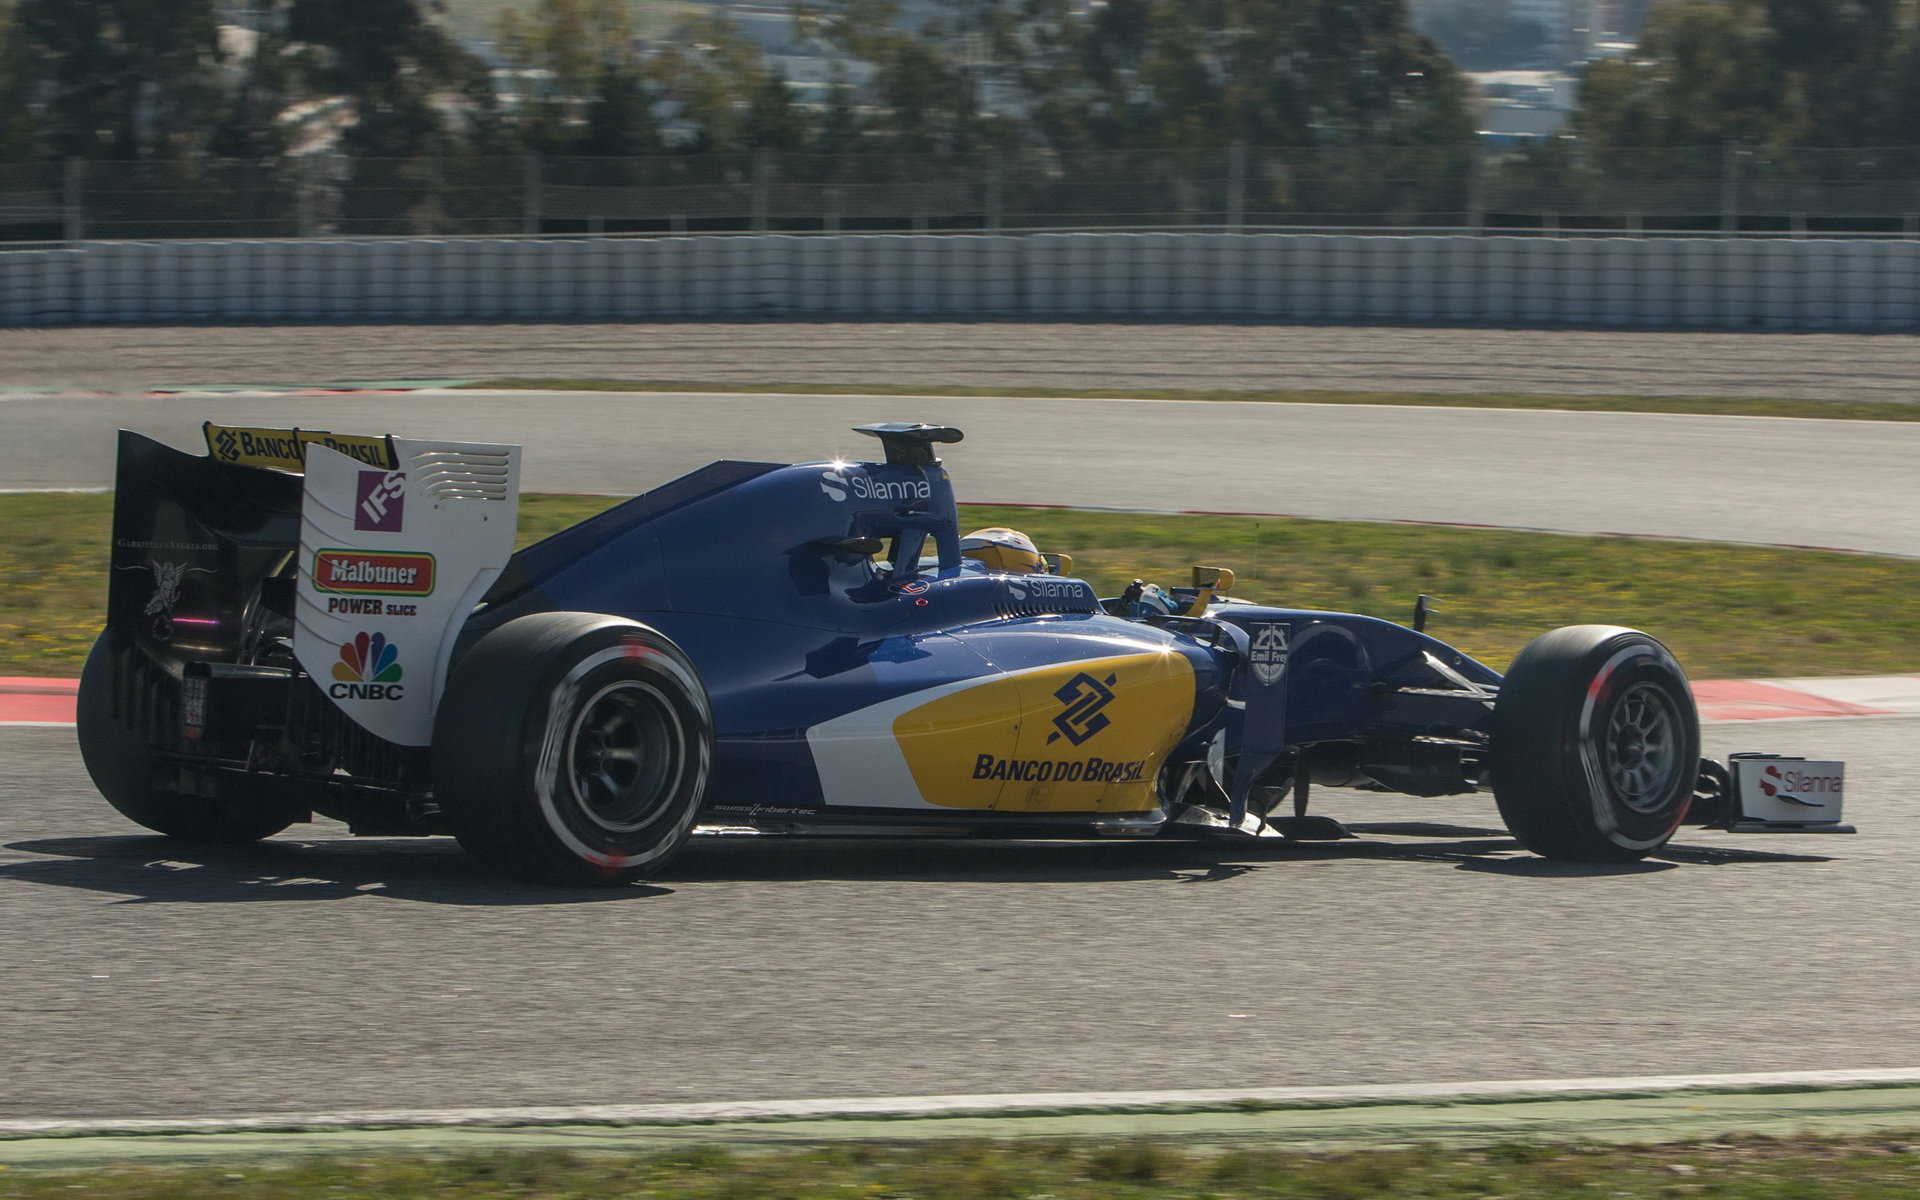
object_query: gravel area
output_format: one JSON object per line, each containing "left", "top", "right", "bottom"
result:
{"left": 2, "top": 322, "right": 1917, "bottom": 401}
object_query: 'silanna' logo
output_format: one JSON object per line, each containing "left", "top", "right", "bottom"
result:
{"left": 334, "top": 631, "right": 402, "bottom": 684}
{"left": 1049, "top": 671, "right": 1116, "bottom": 746}
{"left": 820, "top": 470, "right": 848, "bottom": 501}
{"left": 1757, "top": 763, "right": 1826, "bottom": 808}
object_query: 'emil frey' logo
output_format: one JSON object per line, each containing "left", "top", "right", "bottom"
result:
{"left": 1049, "top": 672, "right": 1116, "bottom": 746}
{"left": 354, "top": 470, "right": 407, "bottom": 532}
{"left": 330, "top": 631, "right": 405, "bottom": 700}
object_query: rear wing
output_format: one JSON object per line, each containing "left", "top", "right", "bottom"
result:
{"left": 106, "top": 424, "right": 521, "bottom": 749}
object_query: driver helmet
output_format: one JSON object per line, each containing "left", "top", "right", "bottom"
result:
{"left": 960, "top": 527, "right": 1044, "bottom": 574}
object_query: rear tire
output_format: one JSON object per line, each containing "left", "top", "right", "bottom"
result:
{"left": 433, "top": 613, "right": 713, "bottom": 886}
{"left": 75, "top": 630, "right": 298, "bottom": 843}
{"left": 1491, "top": 625, "right": 1699, "bottom": 863}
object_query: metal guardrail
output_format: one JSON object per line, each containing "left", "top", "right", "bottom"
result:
{"left": 3, "top": 231, "right": 1914, "bottom": 329}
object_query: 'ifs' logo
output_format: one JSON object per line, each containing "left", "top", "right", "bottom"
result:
{"left": 355, "top": 470, "right": 407, "bottom": 532}
{"left": 1049, "top": 671, "right": 1116, "bottom": 746}
{"left": 330, "top": 631, "right": 405, "bottom": 700}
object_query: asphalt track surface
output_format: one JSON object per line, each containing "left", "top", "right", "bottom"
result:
{"left": 8, "top": 390, "right": 1920, "bottom": 556}
{"left": 4, "top": 331, "right": 1915, "bottom": 1123}
{"left": 2, "top": 716, "right": 1912, "bottom": 1121}
{"left": 5, "top": 323, "right": 1919, "bottom": 402}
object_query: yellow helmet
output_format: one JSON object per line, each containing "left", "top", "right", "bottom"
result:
{"left": 959, "top": 527, "right": 1044, "bottom": 574}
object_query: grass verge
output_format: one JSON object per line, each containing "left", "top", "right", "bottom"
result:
{"left": 6, "top": 1136, "right": 1920, "bottom": 1197}
{"left": 6, "top": 494, "right": 1917, "bottom": 680}
{"left": 457, "top": 379, "right": 1920, "bottom": 423}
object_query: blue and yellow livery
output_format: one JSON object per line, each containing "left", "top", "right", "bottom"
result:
{"left": 79, "top": 421, "right": 1836, "bottom": 888}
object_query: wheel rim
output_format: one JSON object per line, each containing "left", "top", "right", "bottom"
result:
{"left": 1603, "top": 681, "right": 1684, "bottom": 811}
{"left": 563, "top": 681, "right": 687, "bottom": 833}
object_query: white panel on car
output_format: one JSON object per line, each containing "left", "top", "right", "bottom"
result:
{"left": 293, "top": 439, "right": 521, "bottom": 747}
{"left": 1729, "top": 755, "right": 1852, "bottom": 833}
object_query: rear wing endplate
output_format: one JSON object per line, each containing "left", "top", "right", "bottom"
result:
{"left": 292, "top": 439, "right": 522, "bottom": 748}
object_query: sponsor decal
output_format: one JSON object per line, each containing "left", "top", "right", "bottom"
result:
{"left": 817, "top": 468, "right": 930, "bottom": 504}
{"left": 354, "top": 469, "right": 407, "bottom": 532}
{"left": 114, "top": 538, "right": 217, "bottom": 552}
{"left": 330, "top": 631, "right": 405, "bottom": 700}
{"left": 203, "top": 424, "right": 395, "bottom": 472}
{"left": 1248, "top": 622, "right": 1290, "bottom": 686}
{"left": 970, "top": 753, "right": 1147, "bottom": 784}
{"left": 709, "top": 804, "right": 816, "bottom": 818}
{"left": 1756, "top": 763, "right": 1838, "bottom": 808}
{"left": 1007, "top": 577, "right": 1095, "bottom": 604}
{"left": 890, "top": 578, "right": 931, "bottom": 596}
{"left": 115, "top": 558, "right": 213, "bottom": 642}
{"left": 1048, "top": 671, "right": 1115, "bottom": 746}
{"left": 311, "top": 549, "right": 436, "bottom": 596}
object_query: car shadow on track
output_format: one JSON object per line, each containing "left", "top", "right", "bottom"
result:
{"left": 1, "top": 824, "right": 1831, "bottom": 903}
{"left": 0, "top": 835, "right": 669, "bottom": 906}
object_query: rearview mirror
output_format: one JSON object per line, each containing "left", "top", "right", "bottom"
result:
{"left": 1191, "top": 566, "right": 1235, "bottom": 591}
{"left": 1042, "top": 552, "right": 1074, "bottom": 575}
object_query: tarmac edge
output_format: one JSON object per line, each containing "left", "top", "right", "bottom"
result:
{"left": 8, "top": 1071, "right": 1920, "bottom": 1172}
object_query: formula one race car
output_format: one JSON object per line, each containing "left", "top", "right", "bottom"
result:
{"left": 78, "top": 422, "right": 1851, "bottom": 885}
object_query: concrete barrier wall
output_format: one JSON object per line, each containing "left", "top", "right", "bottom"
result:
{"left": 4, "top": 233, "right": 1917, "bottom": 328}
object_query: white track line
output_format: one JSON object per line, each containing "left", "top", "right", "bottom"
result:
{"left": 7, "top": 1068, "right": 1920, "bottom": 1138}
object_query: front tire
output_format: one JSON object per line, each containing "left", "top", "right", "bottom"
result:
{"left": 75, "top": 630, "right": 298, "bottom": 843}
{"left": 1491, "top": 625, "right": 1699, "bottom": 863}
{"left": 433, "top": 613, "right": 714, "bottom": 886}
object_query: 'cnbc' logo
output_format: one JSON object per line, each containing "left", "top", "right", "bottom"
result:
{"left": 330, "top": 631, "right": 405, "bottom": 700}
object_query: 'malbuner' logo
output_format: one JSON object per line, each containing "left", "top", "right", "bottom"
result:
{"left": 312, "top": 550, "right": 436, "bottom": 596}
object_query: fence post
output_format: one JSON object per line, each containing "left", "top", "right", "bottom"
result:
{"left": 1720, "top": 142, "right": 1740, "bottom": 236}
{"left": 1465, "top": 143, "right": 1486, "bottom": 233}
{"left": 752, "top": 149, "right": 771, "bottom": 233}
{"left": 62, "top": 158, "right": 84, "bottom": 242}
{"left": 1227, "top": 142, "right": 1247, "bottom": 231}
{"left": 522, "top": 153, "right": 542, "bottom": 236}
{"left": 985, "top": 156, "right": 1003, "bottom": 233}
{"left": 294, "top": 156, "right": 316, "bottom": 237}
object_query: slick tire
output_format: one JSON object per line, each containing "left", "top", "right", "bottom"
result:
{"left": 1490, "top": 625, "right": 1700, "bottom": 863}
{"left": 75, "top": 630, "right": 298, "bottom": 843}
{"left": 433, "top": 613, "right": 714, "bottom": 887}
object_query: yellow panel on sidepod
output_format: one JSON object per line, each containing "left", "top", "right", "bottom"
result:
{"left": 895, "top": 653, "right": 1197, "bottom": 812}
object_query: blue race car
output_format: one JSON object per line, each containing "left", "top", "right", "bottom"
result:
{"left": 77, "top": 421, "right": 1845, "bottom": 885}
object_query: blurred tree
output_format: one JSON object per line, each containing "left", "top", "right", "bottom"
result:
{"left": 1414, "top": 0, "right": 1548, "bottom": 71}
{"left": 646, "top": 12, "right": 779, "bottom": 150}
{"left": 10, "top": 0, "right": 228, "bottom": 158}
{"left": 1577, "top": 0, "right": 1920, "bottom": 150}
{"left": 812, "top": 0, "right": 988, "bottom": 155}
{"left": 925, "top": 0, "right": 1474, "bottom": 154}
{"left": 0, "top": 1, "right": 40, "bottom": 160}
{"left": 497, "top": 0, "right": 660, "bottom": 153}
{"left": 289, "top": 0, "right": 492, "bottom": 158}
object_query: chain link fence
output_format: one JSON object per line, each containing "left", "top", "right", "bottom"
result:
{"left": 6, "top": 145, "right": 1920, "bottom": 242}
